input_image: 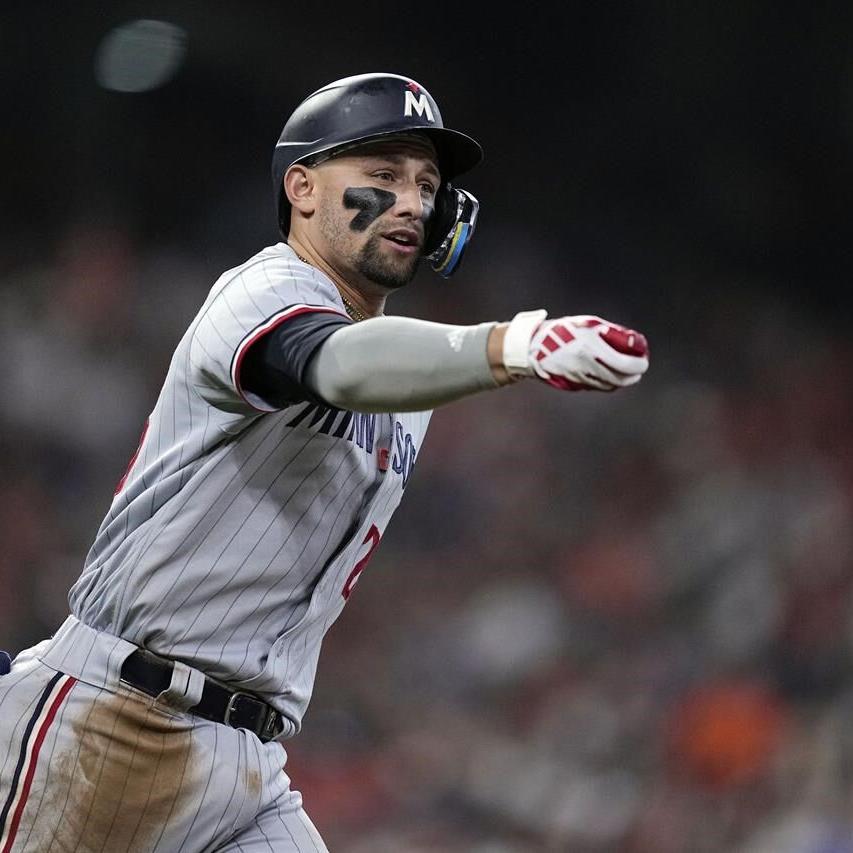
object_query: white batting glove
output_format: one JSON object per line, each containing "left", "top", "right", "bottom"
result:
{"left": 502, "top": 309, "right": 649, "bottom": 391}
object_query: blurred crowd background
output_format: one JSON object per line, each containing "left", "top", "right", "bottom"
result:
{"left": 2, "top": 3, "right": 852, "bottom": 851}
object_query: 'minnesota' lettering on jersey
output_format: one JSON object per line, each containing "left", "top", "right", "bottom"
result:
{"left": 343, "top": 187, "right": 396, "bottom": 231}
{"left": 391, "top": 420, "right": 417, "bottom": 487}
{"left": 287, "top": 401, "right": 418, "bottom": 487}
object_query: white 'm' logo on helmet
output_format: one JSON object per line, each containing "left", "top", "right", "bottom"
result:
{"left": 404, "top": 90, "right": 435, "bottom": 122}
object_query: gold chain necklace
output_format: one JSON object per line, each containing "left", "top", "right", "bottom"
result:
{"left": 339, "top": 295, "right": 368, "bottom": 323}
{"left": 292, "top": 249, "right": 368, "bottom": 322}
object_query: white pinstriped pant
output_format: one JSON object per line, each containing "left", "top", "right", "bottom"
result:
{"left": 0, "top": 620, "right": 328, "bottom": 852}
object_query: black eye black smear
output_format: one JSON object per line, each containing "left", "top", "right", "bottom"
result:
{"left": 343, "top": 188, "right": 396, "bottom": 231}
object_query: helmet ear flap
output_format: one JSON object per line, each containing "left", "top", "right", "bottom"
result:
{"left": 423, "top": 185, "right": 480, "bottom": 278}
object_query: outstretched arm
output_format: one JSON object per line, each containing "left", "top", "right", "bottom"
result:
{"left": 298, "top": 311, "right": 648, "bottom": 413}
{"left": 303, "top": 317, "right": 505, "bottom": 412}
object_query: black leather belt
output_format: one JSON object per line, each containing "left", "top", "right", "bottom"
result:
{"left": 120, "top": 648, "right": 284, "bottom": 742}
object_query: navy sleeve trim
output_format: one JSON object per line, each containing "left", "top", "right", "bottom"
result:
{"left": 235, "top": 306, "right": 351, "bottom": 411}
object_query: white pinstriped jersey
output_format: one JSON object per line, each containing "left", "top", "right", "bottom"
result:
{"left": 68, "top": 242, "right": 432, "bottom": 736}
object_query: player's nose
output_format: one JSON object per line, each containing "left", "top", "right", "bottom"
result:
{"left": 393, "top": 182, "right": 427, "bottom": 220}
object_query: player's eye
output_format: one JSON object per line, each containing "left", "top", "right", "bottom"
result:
{"left": 419, "top": 182, "right": 436, "bottom": 197}
{"left": 372, "top": 170, "right": 395, "bottom": 182}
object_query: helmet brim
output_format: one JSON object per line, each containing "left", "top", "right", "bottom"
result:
{"left": 291, "top": 126, "right": 483, "bottom": 182}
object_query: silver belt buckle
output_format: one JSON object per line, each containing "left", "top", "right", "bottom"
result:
{"left": 223, "top": 691, "right": 280, "bottom": 741}
{"left": 222, "top": 691, "right": 255, "bottom": 728}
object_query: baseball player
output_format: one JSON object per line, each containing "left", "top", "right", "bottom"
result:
{"left": 0, "top": 72, "right": 649, "bottom": 851}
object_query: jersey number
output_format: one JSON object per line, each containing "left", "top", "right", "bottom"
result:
{"left": 341, "top": 524, "right": 382, "bottom": 599}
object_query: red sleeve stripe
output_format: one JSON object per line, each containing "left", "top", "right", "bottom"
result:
{"left": 231, "top": 304, "right": 350, "bottom": 413}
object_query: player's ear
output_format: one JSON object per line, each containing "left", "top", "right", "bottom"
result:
{"left": 284, "top": 164, "right": 317, "bottom": 215}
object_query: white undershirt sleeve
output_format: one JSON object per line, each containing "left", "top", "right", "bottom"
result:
{"left": 304, "top": 316, "right": 500, "bottom": 412}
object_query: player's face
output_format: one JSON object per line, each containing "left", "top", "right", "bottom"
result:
{"left": 313, "top": 138, "right": 441, "bottom": 290}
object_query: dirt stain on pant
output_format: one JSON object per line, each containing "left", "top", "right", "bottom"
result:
{"left": 36, "top": 688, "right": 196, "bottom": 852}
{"left": 244, "top": 768, "right": 261, "bottom": 800}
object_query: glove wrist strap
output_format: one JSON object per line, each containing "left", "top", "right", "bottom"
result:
{"left": 503, "top": 309, "right": 547, "bottom": 377}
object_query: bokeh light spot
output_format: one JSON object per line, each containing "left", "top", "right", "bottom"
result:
{"left": 94, "top": 19, "right": 186, "bottom": 93}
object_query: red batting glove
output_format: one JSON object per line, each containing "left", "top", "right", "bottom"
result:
{"left": 502, "top": 309, "right": 649, "bottom": 391}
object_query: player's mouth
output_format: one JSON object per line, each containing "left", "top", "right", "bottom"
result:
{"left": 382, "top": 228, "right": 420, "bottom": 255}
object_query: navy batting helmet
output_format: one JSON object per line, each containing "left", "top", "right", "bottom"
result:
{"left": 271, "top": 73, "right": 483, "bottom": 276}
